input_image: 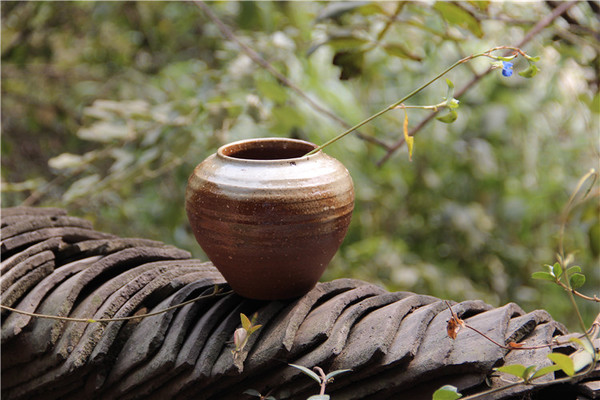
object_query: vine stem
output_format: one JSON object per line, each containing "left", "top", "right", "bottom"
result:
{"left": 555, "top": 280, "right": 600, "bottom": 303}
{"left": 463, "top": 324, "right": 558, "bottom": 351}
{"left": 457, "top": 382, "right": 522, "bottom": 400}
{"left": 444, "top": 301, "right": 560, "bottom": 351}
{"left": 556, "top": 168, "right": 598, "bottom": 336}
{"left": 0, "top": 287, "right": 232, "bottom": 323}
{"left": 305, "top": 46, "right": 522, "bottom": 156}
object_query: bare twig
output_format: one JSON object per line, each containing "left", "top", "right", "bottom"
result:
{"left": 192, "top": 0, "right": 391, "bottom": 150}
{"left": 0, "top": 286, "right": 232, "bottom": 323}
{"left": 444, "top": 301, "right": 560, "bottom": 350}
{"left": 374, "top": 2, "right": 404, "bottom": 45}
{"left": 377, "top": 0, "right": 578, "bottom": 165}
{"left": 555, "top": 280, "right": 600, "bottom": 303}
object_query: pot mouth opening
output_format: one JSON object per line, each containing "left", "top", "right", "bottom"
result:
{"left": 218, "top": 138, "right": 319, "bottom": 161}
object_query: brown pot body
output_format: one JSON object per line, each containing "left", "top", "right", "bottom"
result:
{"left": 185, "top": 138, "right": 354, "bottom": 300}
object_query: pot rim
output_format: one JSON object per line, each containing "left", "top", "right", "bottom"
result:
{"left": 217, "top": 137, "right": 321, "bottom": 163}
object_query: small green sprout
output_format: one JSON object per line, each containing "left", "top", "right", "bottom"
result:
{"left": 232, "top": 312, "right": 262, "bottom": 362}
{"left": 432, "top": 385, "right": 462, "bottom": 400}
{"left": 289, "top": 364, "right": 352, "bottom": 399}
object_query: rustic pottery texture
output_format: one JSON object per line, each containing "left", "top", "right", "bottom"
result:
{"left": 185, "top": 138, "right": 354, "bottom": 300}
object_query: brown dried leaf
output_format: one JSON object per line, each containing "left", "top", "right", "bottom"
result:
{"left": 446, "top": 316, "right": 464, "bottom": 340}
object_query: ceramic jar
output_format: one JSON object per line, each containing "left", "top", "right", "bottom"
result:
{"left": 185, "top": 138, "right": 354, "bottom": 300}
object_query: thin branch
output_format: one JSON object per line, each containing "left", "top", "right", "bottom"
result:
{"left": 192, "top": 0, "right": 390, "bottom": 150}
{"left": 463, "top": 383, "right": 524, "bottom": 400}
{"left": 374, "top": 2, "right": 404, "bottom": 44}
{"left": 377, "top": 0, "right": 578, "bottom": 165}
{"left": 313, "top": 366, "right": 328, "bottom": 395}
{"left": 0, "top": 287, "right": 232, "bottom": 324}
{"left": 555, "top": 280, "right": 600, "bottom": 302}
{"left": 464, "top": 324, "right": 558, "bottom": 351}
{"left": 444, "top": 301, "right": 559, "bottom": 351}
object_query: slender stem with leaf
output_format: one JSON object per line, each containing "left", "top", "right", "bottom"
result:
{"left": 306, "top": 46, "right": 536, "bottom": 156}
{"left": 436, "top": 169, "right": 600, "bottom": 400}
{"left": 553, "top": 169, "right": 599, "bottom": 358}
{"left": 288, "top": 364, "right": 352, "bottom": 399}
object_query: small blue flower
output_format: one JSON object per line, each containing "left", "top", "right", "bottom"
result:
{"left": 501, "top": 61, "right": 514, "bottom": 77}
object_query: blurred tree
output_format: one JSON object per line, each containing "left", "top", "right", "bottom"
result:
{"left": 2, "top": 1, "right": 598, "bottom": 328}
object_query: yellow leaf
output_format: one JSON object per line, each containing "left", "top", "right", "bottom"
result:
{"left": 240, "top": 313, "right": 252, "bottom": 331}
{"left": 403, "top": 110, "right": 414, "bottom": 161}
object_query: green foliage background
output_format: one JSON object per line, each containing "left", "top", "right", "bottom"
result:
{"left": 2, "top": 1, "right": 599, "bottom": 329}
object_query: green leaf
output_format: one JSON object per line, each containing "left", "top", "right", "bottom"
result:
{"left": 256, "top": 78, "right": 288, "bottom": 104}
{"left": 548, "top": 353, "right": 575, "bottom": 376}
{"left": 552, "top": 262, "right": 563, "bottom": 279}
{"left": 48, "top": 153, "right": 85, "bottom": 170}
{"left": 238, "top": 1, "right": 263, "bottom": 30}
{"left": 467, "top": 1, "right": 489, "bottom": 11}
{"left": 433, "top": 2, "right": 483, "bottom": 38}
{"left": 569, "top": 337, "right": 586, "bottom": 348}
{"left": 496, "top": 364, "right": 526, "bottom": 379}
{"left": 64, "top": 174, "right": 101, "bottom": 202}
{"left": 530, "top": 364, "right": 561, "bottom": 380}
{"left": 496, "top": 55, "right": 517, "bottom": 62}
{"left": 248, "top": 325, "right": 262, "bottom": 335}
{"left": 356, "top": 2, "right": 386, "bottom": 16}
{"left": 289, "top": 364, "right": 321, "bottom": 384}
{"left": 78, "top": 121, "right": 133, "bottom": 143}
{"left": 316, "top": 2, "right": 375, "bottom": 22}
{"left": 243, "top": 389, "right": 262, "bottom": 397}
{"left": 444, "top": 79, "right": 455, "bottom": 103}
{"left": 523, "top": 365, "right": 537, "bottom": 380}
{"left": 325, "top": 35, "right": 370, "bottom": 51}
{"left": 271, "top": 105, "right": 306, "bottom": 133}
{"left": 433, "top": 385, "right": 463, "bottom": 400}
{"left": 447, "top": 98, "right": 460, "bottom": 109}
{"left": 332, "top": 50, "right": 365, "bottom": 80}
{"left": 531, "top": 271, "right": 555, "bottom": 282}
{"left": 325, "top": 368, "right": 352, "bottom": 381}
{"left": 518, "top": 64, "right": 540, "bottom": 78}
{"left": 436, "top": 108, "right": 457, "bottom": 123}
{"left": 240, "top": 313, "right": 252, "bottom": 331}
{"left": 569, "top": 273, "right": 586, "bottom": 289}
{"left": 525, "top": 55, "right": 541, "bottom": 62}
{"left": 566, "top": 265, "right": 582, "bottom": 275}
{"left": 569, "top": 337, "right": 595, "bottom": 355}
{"left": 382, "top": 43, "right": 422, "bottom": 61}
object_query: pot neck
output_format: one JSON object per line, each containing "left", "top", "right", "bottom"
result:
{"left": 216, "top": 138, "right": 321, "bottom": 164}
